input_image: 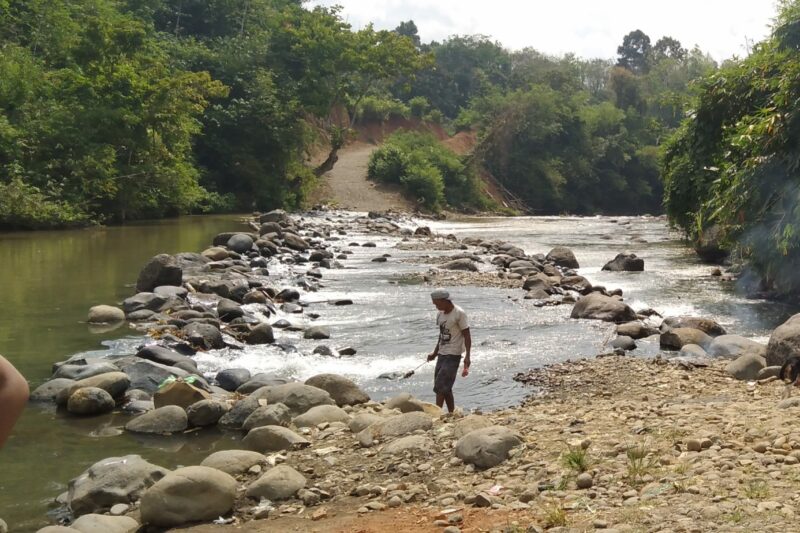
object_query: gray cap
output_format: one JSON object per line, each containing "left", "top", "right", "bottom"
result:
{"left": 430, "top": 289, "right": 450, "bottom": 300}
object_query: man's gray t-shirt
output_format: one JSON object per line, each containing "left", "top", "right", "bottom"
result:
{"left": 436, "top": 305, "right": 469, "bottom": 356}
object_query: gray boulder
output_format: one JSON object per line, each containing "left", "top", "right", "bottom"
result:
{"left": 68, "top": 455, "right": 168, "bottom": 516}
{"left": 602, "top": 253, "right": 644, "bottom": 272}
{"left": 202, "top": 246, "right": 228, "bottom": 261}
{"left": 87, "top": 305, "right": 125, "bottom": 324}
{"left": 357, "top": 412, "right": 433, "bottom": 447}
{"left": 707, "top": 335, "right": 766, "bottom": 358}
{"left": 67, "top": 387, "right": 115, "bottom": 416}
{"left": 660, "top": 328, "right": 712, "bottom": 350}
{"left": 136, "top": 345, "right": 195, "bottom": 368}
{"left": 725, "top": 353, "right": 767, "bottom": 381}
{"left": 611, "top": 335, "right": 637, "bottom": 351}
{"left": 264, "top": 383, "right": 335, "bottom": 416}
{"left": 136, "top": 254, "right": 182, "bottom": 293}
{"left": 57, "top": 373, "right": 130, "bottom": 406}
{"left": 243, "top": 425, "right": 310, "bottom": 453}
{"left": 246, "top": 465, "right": 306, "bottom": 500}
{"left": 455, "top": 426, "right": 524, "bottom": 469}
{"left": 260, "top": 209, "right": 289, "bottom": 224}
{"left": 217, "top": 387, "right": 272, "bottom": 429}
{"left": 243, "top": 403, "right": 292, "bottom": 430}
{"left": 246, "top": 323, "right": 274, "bottom": 344}
{"left": 349, "top": 413, "right": 384, "bottom": 434}
{"left": 283, "top": 233, "right": 310, "bottom": 251}
{"left": 292, "top": 405, "right": 351, "bottom": 427}
{"left": 453, "top": 415, "right": 494, "bottom": 439}
{"left": 766, "top": 313, "right": 800, "bottom": 366}
{"left": 546, "top": 246, "right": 579, "bottom": 269}
{"left": 120, "top": 360, "right": 190, "bottom": 394}
{"left": 186, "top": 400, "right": 229, "bottom": 427}
{"left": 305, "top": 374, "right": 370, "bottom": 406}
{"left": 140, "top": 466, "right": 237, "bottom": 527}
{"left": 381, "top": 435, "right": 435, "bottom": 455}
{"left": 385, "top": 392, "right": 425, "bottom": 413}
{"left": 215, "top": 368, "right": 251, "bottom": 391}
{"left": 217, "top": 298, "right": 244, "bottom": 322}
{"left": 236, "top": 373, "right": 289, "bottom": 393}
{"left": 304, "top": 326, "right": 331, "bottom": 340}
{"left": 441, "top": 258, "right": 478, "bottom": 272}
{"left": 153, "top": 285, "right": 188, "bottom": 299}
{"left": 679, "top": 344, "right": 709, "bottom": 358}
{"left": 121, "top": 293, "right": 166, "bottom": 315}
{"left": 661, "top": 316, "right": 726, "bottom": 337}
{"left": 54, "top": 362, "right": 120, "bottom": 381}
{"left": 70, "top": 514, "right": 139, "bottom": 533}
{"left": 694, "top": 224, "right": 728, "bottom": 263}
{"left": 182, "top": 322, "right": 225, "bottom": 350}
{"left": 200, "top": 450, "right": 267, "bottom": 476}
{"left": 125, "top": 405, "right": 188, "bottom": 434}
{"left": 226, "top": 234, "right": 254, "bottom": 254}
{"left": 570, "top": 293, "right": 637, "bottom": 323}
{"left": 30, "top": 378, "right": 75, "bottom": 403}
{"left": 616, "top": 321, "right": 658, "bottom": 340}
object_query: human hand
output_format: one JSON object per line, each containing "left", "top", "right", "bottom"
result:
{"left": 427, "top": 352, "right": 437, "bottom": 362}
{"left": 462, "top": 360, "right": 470, "bottom": 377}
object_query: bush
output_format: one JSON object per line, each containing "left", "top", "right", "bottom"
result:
{"left": 357, "top": 96, "right": 410, "bottom": 122}
{"left": 409, "top": 96, "right": 430, "bottom": 118}
{"left": 423, "top": 109, "right": 444, "bottom": 124}
{"left": 0, "top": 177, "right": 90, "bottom": 230}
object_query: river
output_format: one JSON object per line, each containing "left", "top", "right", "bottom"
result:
{"left": 0, "top": 213, "right": 793, "bottom": 531}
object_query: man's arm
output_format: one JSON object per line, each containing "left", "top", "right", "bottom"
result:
{"left": 462, "top": 328, "right": 471, "bottom": 376}
{"left": 427, "top": 341, "right": 440, "bottom": 361}
{"left": 0, "top": 356, "right": 28, "bottom": 448}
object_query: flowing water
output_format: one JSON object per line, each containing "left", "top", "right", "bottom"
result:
{"left": 0, "top": 213, "right": 795, "bottom": 531}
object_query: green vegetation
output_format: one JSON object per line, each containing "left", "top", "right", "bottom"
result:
{"left": 367, "top": 131, "right": 487, "bottom": 211}
{"left": 561, "top": 445, "right": 590, "bottom": 473}
{"left": 662, "top": 0, "right": 800, "bottom": 296}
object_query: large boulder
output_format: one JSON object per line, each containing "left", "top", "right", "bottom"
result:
{"left": 264, "top": 383, "right": 335, "bottom": 416}
{"left": 660, "top": 316, "right": 726, "bottom": 337}
{"left": 616, "top": 321, "right": 658, "bottom": 340}
{"left": 304, "top": 326, "right": 331, "bottom": 340}
{"left": 120, "top": 360, "right": 190, "bottom": 394}
{"left": 217, "top": 387, "right": 272, "bottom": 429}
{"left": 121, "top": 293, "right": 166, "bottom": 315}
{"left": 186, "top": 400, "right": 228, "bottom": 427}
{"left": 67, "top": 387, "right": 115, "bottom": 416}
{"left": 455, "top": 426, "right": 524, "bottom": 469}
{"left": 243, "top": 404, "right": 292, "bottom": 430}
{"left": 70, "top": 514, "right": 139, "bottom": 533}
{"left": 54, "top": 362, "right": 120, "bottom": 381}
{"left": 546, "top": 247, "right": 579, "bottom": 269}
{"left": 215, "top": 368, "right": 251, "bottom": 392}
{"left": 441, "top": 258, "right": 478, "bottom": 272}
{"left": 660, "top": 328, "right": 713, "bottom": 350}
{"left": 283, "top": 233, "right": 310, "bottom": 251}
{"left": 349, "top": 413, "right": 385, "bottom": 434}
{"left": 136, "top": 345, "right": 194, "bottom": 368}
{"left": 200, "top": 450, "right": 267, "bottom": 476}
{"left": 602, "top": 253, "right": 644, "bottom": 272}
{"left": 242, "top": 425, "right": 310, "bottom": 453}
{"left": 68, "top": 455, "right": 168, "bottom": 516}
{"left": 217, "top": 298, "right": 244, "bottom": 322}
{"left": 357, "top": 412, "right": 433, "bottom": 447}
{"left": 87, "top": 305, "right": 125, "bottom": 324}
{"left": 30, "top": 378, "right": 75, "bottom": 403}
{"left": 246, "top": 323, "right": 274, "bottom": 344}
{"left": 304, "top": 374, "right": 370, "bottom": 406}
{"left": 381, "top": 435, "right": 435, "bottom": 455}
{"left": 125, "top": 405, "right": 188, "bottom": 434}
{"left": 570, "top": 293, "right": 637, "bottom": 323}
{"left": 453, "top": 415, "right": 495, "bottom": 439}
{"left": 181, "top": 322, "right": 225, "bottom": 350}
{"left": 694, "top": 224, "right": 728, "bottom": 263}
{"left": 766, "top": 313, "right": 800, "bottom": 366}
{"left": 707, "top": 335, "right": 766, "bottom": 359}
{"left": 226, "top": 234, "right": 254, "bottom": 254}
{"left": 292, "top": 405, "right": 351, "bottom": 427}
{"left": 725, "top": 353, "right": 767, "bottom": 381}
{"left": 245, "top": 465, "right": 306, "bottom": 500}
{"left": 136, "top": 254, "right": 182, "bottom": 293}
{"left": 56, "top": 373, "right": 130, "bottom": 407}
{"left": 236, "top": 373, "right": 289, "bottom": 393}
{"left": 260, "top": 209, "right": 289, "bottom": 224}
{"left": 140, "top": 466, "right": 237, "bottom": 528}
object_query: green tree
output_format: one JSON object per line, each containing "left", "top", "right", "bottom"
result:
{"left": 617, "top": 29, "right": 652, "bottom": 74}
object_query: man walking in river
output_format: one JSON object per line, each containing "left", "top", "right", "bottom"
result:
{"left": 428, "top": 289, "right": 471, "bottom": 413}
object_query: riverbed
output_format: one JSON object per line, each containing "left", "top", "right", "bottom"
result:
{"left": 0, "top": 213, "right": 793, "bottom": 531}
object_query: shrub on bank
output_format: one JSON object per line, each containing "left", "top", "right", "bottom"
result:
{"left": 0, "top": 177, "right": 90, "bottom": 230}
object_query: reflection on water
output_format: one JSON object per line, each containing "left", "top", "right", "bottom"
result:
{"left": 0, "top": 213, "right": 796, "bottom": 531}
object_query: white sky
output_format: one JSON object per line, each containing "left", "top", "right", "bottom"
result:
{"left": 308, "top": 0, "right": 779, "bottom": 61}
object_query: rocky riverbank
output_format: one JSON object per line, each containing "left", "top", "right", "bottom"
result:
{"left": 21, "top": 208, "right": 800, "bottom": 532}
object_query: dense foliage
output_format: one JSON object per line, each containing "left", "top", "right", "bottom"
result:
{"left": 367, "top": 131, "right": 488, "bottom": 211}
{"left": 662, "top": 0, "right": 800, "bottom": 294}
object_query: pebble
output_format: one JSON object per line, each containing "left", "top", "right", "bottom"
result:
{"left": 448, "top": 513, "right": 463, "bottom": 524}
{"left": 388, "top": 495, "right": 402, "bottom": 507}
{"left": 593, "top": 519, "right": 609, "bottom": 529}
{"left": 686, "top": 439, "right": 702, "bottom": 452}
{"left": 434, "top": 519, "right": 449, "bottom": 526}
{"left": 443, "top": 527, "right": 461, "bottom": 533}
{"left": 109, "top": 503, "right": 130, "bottom": 516}
{"left": 576, "top": 472, "right": 593, "bottom": 489}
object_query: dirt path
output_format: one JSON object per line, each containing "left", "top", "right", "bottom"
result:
{"left": 311, "top": 142, "right": 414, "bottom": 212}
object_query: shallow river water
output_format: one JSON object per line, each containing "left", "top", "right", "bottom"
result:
{"left": 0, "top": 213, "right": 794, "bottom": 531}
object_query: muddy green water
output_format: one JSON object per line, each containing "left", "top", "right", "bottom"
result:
{"left": 0, "top": 215, "right": 249, "bottom": 532}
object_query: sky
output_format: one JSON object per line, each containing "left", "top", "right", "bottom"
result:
{"left": 308, "top": 0, "right": 779, "bottom": 62}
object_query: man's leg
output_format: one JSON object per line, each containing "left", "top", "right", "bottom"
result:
{"left": 435, "top": 392, "right": 445, "bottom": 408}
{"left": 444, "top": 391, "right": 455, "bottom": 413}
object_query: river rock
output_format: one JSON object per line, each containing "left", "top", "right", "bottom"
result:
{"left": 616, "top": 321, "right": 657, "bottom": 339}
{"left": 140, "top": 466, "right": 237, "bottom": 527}
{"left": 217, "top": 298, "right": 244, "bottom": 322}
{"left": 125, "top": 405, "right": 188, "bottom": 434}
{"left": 243, "top": 403, "right": 292, "bottom": 430}
{"left": 602, "top": 253, "right": 644, "bottom": 272}
{"left": 611, "top": 335, "right": 637, "bottom": 351}
{"left": 186, "top": 399, "right": 229, "bottom": 427}
{"left": 695, "top": 224, "right": 728, "bottom": 263}
{"left": 707, "top": 335, "right": 766, "bottom": 358}
{"left": 218, "top": 387, "right": 272, "bottom": 429}
{"left": 358, "top": 412, "right": 433, "bottom": 447}
{"left": 561, "top": 275, "right": 593, "bottom": 294}
{"left": 660, "top": 328, "right": 712, "bottom": 350}
{"left": 246, "top": 323, "right": 274, "bottom": 344}
{"left": 283, "top": 232, "right": 310, "bottom": 251}
{"left": 766, "top": 314, "right": 800, "bottom": 366}
{"left": 292, "top": 405, "right": 351, "bottom": 427}
{"left": 154, "top": 379, "right": 210, "bottom": 409}
{"left": 202, "top": 247, "right": 228, "bottom": 261}
{"left": 385, "top": 392, "right": 425, "bottom": 413}
{"left": 54, "top": 362, "right": 120, "bottom": 381}
{"left": 725, "top": 353, "right": 767, "bottom": 380}
{"left": 243, "top": 290, "right": 269, "bottom": 304}
{"left": 305, "top": 374, "right": 370, "bottom": 406}
{"left": 121, "top": 293, "right": 166, "bottom": 315}
{"left": 30, "top": 378, "right": 75, "bottom": 402}
{"left": 57, "top": 372, "right": 130, "bottom": 406}
{"left": 259, "top": 221, "right": 282, "bottom": 236}
{"left": 759, "top": 366, "right": 783, "bottom": 379}
{"left": 660, "top": 316, "right": 726, "bottom": 337}
{"left": 679, "top": 344, "right": 708, "bottom": 358}
{"left": 237, "top": 373, "right": 289, "bottom": 393}
{"left": 455, "top": 426, "right": 524, "bottom": 469}
{"left": 136, "top": 345, "right": 194, "bottom": 368}
{"left": 226, "top": 234, "right": 254, "bottom": 254}
{"left": 453, "top": 415, "right": 494, "bottom": 439}
{"left": 243, "top": 425, "right": 310, "bottom": 452}
{"left": 136, "top": 254, "right": 182, "bottom": 293}
{"left": 68, "top": 455, "right": 168, "bottom": 516}
{"left": 276, "top": 288, "right": 300, "bottom": 302}
{"left": 441, "top": 258, "right": 478, "bottom": 272}
{"left": 570, "top": 293, "right": 636, "bottom": 323}
{"left": 120, "top": 360, "right": 190, "bottom": 394}
{"left": 182, "top": 322, "right": 225, "bottom": 350}
{"left": 246, "top": 465, "right": 306, "bottom": 500}
{"left": 381, "top": 435, "right": 435, "bottom": 455}
{"left": 264, "top": 383, "right": 335, "bottom": 415}
{"left": 349, "top": 413, "right": 385, "bottom": 433}
{"left": 70, "top": 514, "right": 139, "bottom": 533}
{"left": 215, "top": 368, "right": 251, "bottom": 392}
{"left": 304, "top": 326, "right": 331, "bottom": 340}
{"left": 153, "top": 285, "right": 188, "bottom": 299}
{"left": 546, "top": 246, "right": 579, "bottom": 269}
{"left": 87, "top": 305, "right": 125, "bottom": 324}
{"left": 200, "top": 450, "right": 267, "bottom": 476}
{"left": 260, "top": 209, "right": 289, "bottom": 224}
{"left": 34, "top": 527, "right": 78, "bottom": 532}
{"left": 67, "top": 387, "right": 115, "bottom": 416}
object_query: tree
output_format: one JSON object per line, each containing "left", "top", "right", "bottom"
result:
{"left": 652, "top": 36, "right": 687, "bottom": 62}
{"left": 617, "top": 29, "right": 652, "bottom": 74}
{"left": 394, "top": 20, "right": 420, "bottom": 48}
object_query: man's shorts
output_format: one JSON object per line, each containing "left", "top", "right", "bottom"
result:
{"left": 433, "top": 354, "right": 462, "bottom": 394}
